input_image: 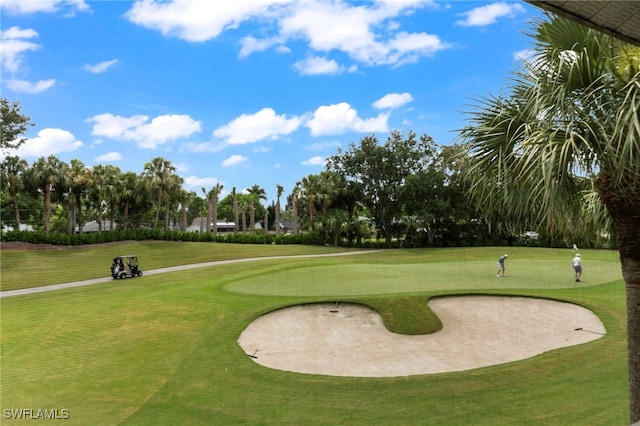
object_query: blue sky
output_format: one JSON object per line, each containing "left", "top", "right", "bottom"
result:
{"left": 1, "top": 0, "right": 542, "bottom": 204}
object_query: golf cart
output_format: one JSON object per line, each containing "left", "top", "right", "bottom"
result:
{"left": 111, "top": 255, "right": 143, "bottom": 279}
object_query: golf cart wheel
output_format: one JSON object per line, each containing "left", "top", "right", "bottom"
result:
{"left": 138, "top": 271, "right": 143, "bottom": 277}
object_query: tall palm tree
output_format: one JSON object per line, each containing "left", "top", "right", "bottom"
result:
{"left": 143, "top": 157, "right": 176, "bottom": 230}
{"left": 120, "top": 171, "right": 138, "bottom": 231}
{"left": 201, "top": 183, "right": 224, "bottom": 234}
{"left": 201, "top": 187, "right": 213, "bottom": 233}
{"left": 163, "top": 174, "right": 184, "bottom": 231}
{"left": 53, "top": 161, "right": 71, "bottom": 234}
{"left": 178, "top": 190, "right": 196, "bottom": 231}
{"left": 23, "top": 155, "right": 66, "bottom": 235}
{"left": 231, "top": 187, "right": 239, "bottom": 232}
{"left": 211, "top": 183, "right": 223, "bottom": 235}
{"left": 247, "top": 184, "right": 266, "bottom": 233}
{"left": 298, "top": 174, "right": 320, "bottom": 225}
{"left": 247, "top": 184, "right": 266, "bottom": 202}
{"left": 275, "top": 183, "right": 284, "bottom": 235}
{"left": 68, "top": 159, "right": 91, "bottom": 233}
{"left": 90, "top": 164, "right": 120, "bottom": 232}
{"left": 459, "top": 16, "right": 640, "bottom": 421}
{"left": 290, "top": 185, "right": 300, "bottom": 235}
{"left": 0, "top": 156, "right": 28, "bottom": 230}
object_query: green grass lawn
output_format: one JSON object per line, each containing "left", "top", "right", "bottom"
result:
{"left": 0, "top": 244, "right": 629, "bottom": 425}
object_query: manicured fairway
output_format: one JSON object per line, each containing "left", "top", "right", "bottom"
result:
{"left": 0, "top": 244, "right": 628, "bottom": 425}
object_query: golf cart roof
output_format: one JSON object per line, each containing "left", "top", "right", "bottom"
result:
{"left": 116, "top": 255, "right": 137, "bottom": 258}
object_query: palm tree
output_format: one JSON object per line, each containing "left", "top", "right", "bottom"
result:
{"left": 53, "top": 161, "right": 72, "bottom": 234}
{"left": 201, "top": 183, "right": 224, "bottom": 234}
{"left": 90, "top": 164, "right": 120, "bottom": 232}
{"left": 120, "top": 171, "right": 138, "bottom": 231}
{"left": 210, "top": 183, "right": 223, "bottom": 235}
{"left": 231, "top": 187, "right": 239, "bottom": 232}
{"left": 201, "top": 187, "right": 213, "bottom": 233}
{"left": 298, "top": 174, "right": 320, "bottom": 225}
{"left": 290, "top": 185, "right": 300, "bottom": 235}
{"left": 68, "top": 159, "right": 91, "bottom": 233}
{"left": 247, "top": 184, "right": 266, "bottom": 202}
{"left": 143, "top": 157, "right": 176, "bottom": 229}
{"left": 459, "top": 16, "right": 640, "bottom": 421}
{"left": 23, "top": 156, "right": 66, "bottom": 235}
{"left": 239, "top": 198, "right": 248, "bottom": 232}
{"left": 163, "top": 174, "right": 184, "bottom": 231}
{"left": 178, "top": 190, "right": 196, "bottom": 231}
{"left": 275, "top": 184, "right": 284, "bottom": 235}
{"left": 247, "top": 185, "right": 266, "bottom": 233}
{"left": 0, "top": 156, "right": 28, "bottom": 230}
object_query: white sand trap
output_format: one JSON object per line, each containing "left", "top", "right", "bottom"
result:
{"left": 237, "top": 296, "right": 606, "bottom": 377}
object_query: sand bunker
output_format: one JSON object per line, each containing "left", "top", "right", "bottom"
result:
{"left": 237, "top": 296, "right": 605, "bottom": 377}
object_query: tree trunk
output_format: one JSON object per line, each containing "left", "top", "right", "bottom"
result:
{"left": 164, "top": 200, "right": 170, "bottom": 231}
{"left": 123, "top": 201, "right": 129, "bottom": 231}
{"left": 212, "top": 198, "right": 218, "bottom": 235}
{"left": 275, "top": 200, "right": 281, "bottom": 235}
{"left": 153, "top": 187, "right": 162, "bottom": 229}
{"left": 76, "top": 193, "right": 84, "bottom": 233}
{"left": 597, "top": 173, "right": 640, "bottom": 422}
{"left": 43, "top": 182, "right": 51, "bottom": 235}
{"left": 11, "top": 187, "right": 21, "bottom": 230}
{"left": 264, "top": 208, "right": 269, "bottom": 234}
{"left": 67, "top": 196, "right": 74, "bottom": 234}
{"left": 292, "top": 197, "right": 299, "bottom": 235}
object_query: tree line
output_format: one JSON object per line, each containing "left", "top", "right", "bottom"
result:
{"left": 1, "top": 97, "right": 613, "bottom": 249}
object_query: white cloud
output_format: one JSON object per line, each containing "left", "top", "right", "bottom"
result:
{"left": 304, "top": 140, "right": 341, "bottom": 151}
{"left": 293, "top": 56, "right": 347, "bottom": 76}
{"left": 213, "top": 108, "right": 302, "bottom": 145}
{"left": 125, "top": 0, "right": 294, "bottom": 43}
{"left": 84, "top": 59, "right": 119, "bottom": 74}
{"left": 305, "top": 102, "right": 389, "bottom": 136}
{"left": 1, "top": 27, "right": 58, "bottom": 94}
{"left": 0, "top": 0, "right": 89, "bottom": 15}
{"left": 183, "top": 141, "right": 226, "bottom": 153}
{"left": 275, "top": 45, "right": 291, "bottom": 54}
{"left": 87, "top": 113, "right": 202, "bottom": 149}
{"left": 5, "top": 79, "right": 56, "bottom": 93}
{"left": 222, "top": 154, "right": 248, "bottom": 167}
{"left": 373, "top": 92, "right": 413, "bottom": 109}
{"left": 302, "top": 156, "right": 325, "bottom": 166}
{"left": 239, "top": 35, "right": 283, "bottom": 58}
{"left": 15, "top": 128, "right": 83, "bottom": 158}
{"left": 278, "top": 1, "right": 448, "bottom": 66}
{"left": 183, "top": 175, "right": 222, "bottom": 190}
{"left": 0, "top": 26, "right": 40, "bottom": 73}
{"left": 456, "top": 2, "right": 524, "bottom": 27}
{"left": 124, "top": 1, "right": 448, "bottom": 67}
{"left": 94, "top": 152, "right": 122, "bottom": 163}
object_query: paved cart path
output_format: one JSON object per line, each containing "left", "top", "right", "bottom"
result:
{"left": 0, "top": 250, "right": 380, "bottom": 298}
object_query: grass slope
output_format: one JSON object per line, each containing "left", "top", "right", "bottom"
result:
{"left": 0, "top": 245, "right": 628, "bottom": 425}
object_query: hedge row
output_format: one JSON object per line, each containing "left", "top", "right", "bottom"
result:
{"left": 0, "top": 229, "right": 394, "bottom": 248}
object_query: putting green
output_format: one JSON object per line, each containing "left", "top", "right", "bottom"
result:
{"left": 224, "top": 259, "right": 622, "bottom": 296}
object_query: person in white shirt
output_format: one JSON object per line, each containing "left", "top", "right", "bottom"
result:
{"left": 572, "top": 253, "right": 582, "bottom": 282}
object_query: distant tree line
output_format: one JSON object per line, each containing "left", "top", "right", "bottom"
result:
{"left": 0, "top": 97, "right": 608, "bottom": 249}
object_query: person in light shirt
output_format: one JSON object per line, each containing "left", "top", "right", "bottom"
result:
{"left": 496, "top": 254, "right": 508, "bottom": 277}
{"left": 572, "top": 253, "right": 582, "bottom": 282}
